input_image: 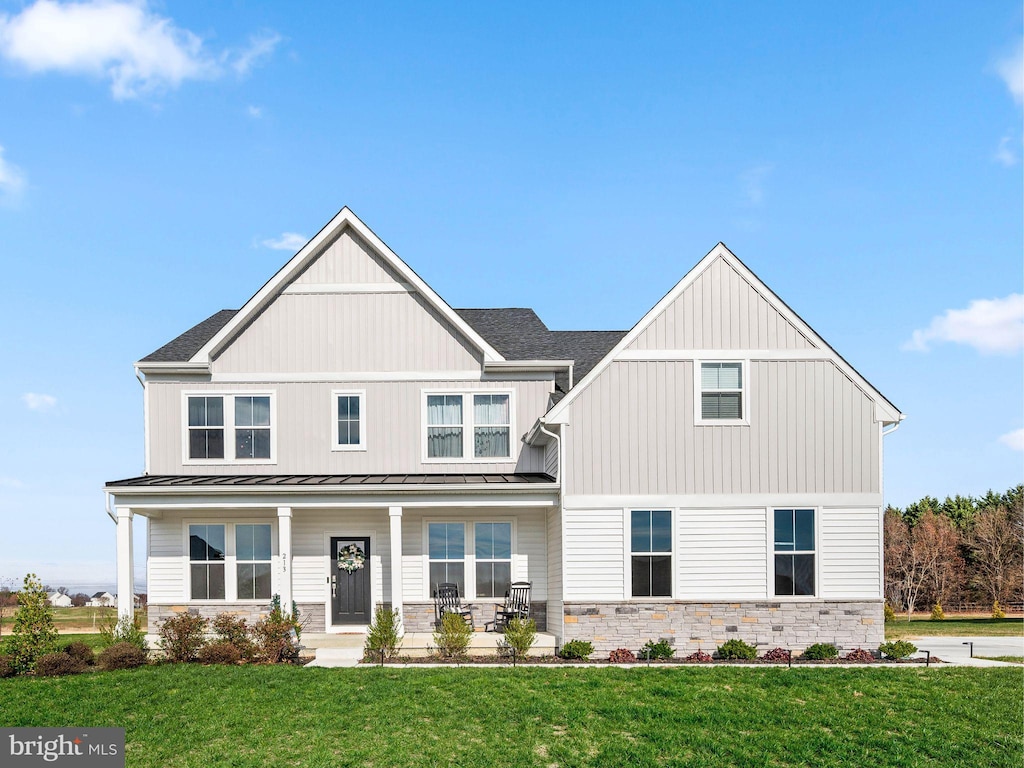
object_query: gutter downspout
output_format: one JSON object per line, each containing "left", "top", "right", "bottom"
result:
{"left": 882, "top": 414, "right": 905, "bottom": 437}
{"left": 104, "top": 490, "right": 117, "bottom": 523}
{"left": 538, "top": 422, "right": 561, "bottom": 484}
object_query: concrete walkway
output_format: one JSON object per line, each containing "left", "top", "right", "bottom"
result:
{"left": 902, "top": 635, "right": 1024, "bottom": 667}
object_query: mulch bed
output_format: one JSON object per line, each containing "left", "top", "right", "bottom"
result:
{"left": 360, "top": 654, "right": 943, "bottom": 666}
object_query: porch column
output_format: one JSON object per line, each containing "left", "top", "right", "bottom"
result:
{"left": 278, "top": 506, "right": 293, "bottom": 612}
{"left": 389, "top": 506, "right": 404, "bottom": 634}
{"left": 115, "top": 506, "right": 134, "bottom": 621}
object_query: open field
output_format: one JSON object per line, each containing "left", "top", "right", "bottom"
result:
{"left": 885, "top": 617, "right": 1023, "bottom": 639}
{"left": 1, "top": 665, "right": 1021, "bottom": 767}
{"left": 0, "top": 607, "right": 148, "bottom": 634}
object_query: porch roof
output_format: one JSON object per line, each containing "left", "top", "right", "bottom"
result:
{"left": 106, "top": 472, "right": 556, "bottom": 488}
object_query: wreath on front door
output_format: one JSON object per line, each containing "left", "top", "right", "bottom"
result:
{"left": 337, "top": 543, "right": 366, "bottom": 574}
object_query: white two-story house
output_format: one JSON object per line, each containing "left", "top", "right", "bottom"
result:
{"left": 105, "top": 207, "right": 902, "bottom": 653}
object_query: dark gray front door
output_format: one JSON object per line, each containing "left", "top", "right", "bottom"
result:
{"left": 331, "top": 536, "right": 371, "bottom": 625}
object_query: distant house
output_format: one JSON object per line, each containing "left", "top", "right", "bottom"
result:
{"left": 88, "top": 592, "right": 116, "bottom": 608}
{"left": 105, "top": 207, "right": 903, "bottom": 653}
{"left": 47, "top": 592, "right": 72, "bottom": 608}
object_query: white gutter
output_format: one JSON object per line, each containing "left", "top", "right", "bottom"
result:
{"left": 483, "top": 360, "right": 574, "bottom": 374}
{"left": 882, "top": 414, "right": 905, "bottom": 437}
{"left": 538, "top": 422, "right": 561, "bottom": 484}
{"left": 104, "top": 490, "right": 117, "bottom": 523}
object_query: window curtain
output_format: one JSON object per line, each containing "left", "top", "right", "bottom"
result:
{"left": 427, "top": 395, "right": 463, "bottom": 458}
{"left": 473, "top": 394, "right": 510, "bottom": 458}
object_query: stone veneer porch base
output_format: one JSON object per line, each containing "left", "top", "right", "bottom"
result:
{"left": 561, "top": 600, "right": 884, "bottom": 654}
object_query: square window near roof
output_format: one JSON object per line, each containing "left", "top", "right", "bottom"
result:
{"left": 699, "top": 362, "right": 745, "bottom": 422}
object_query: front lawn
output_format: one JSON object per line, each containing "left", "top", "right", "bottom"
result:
{"left": 885, "top": 617, "right": 1023, "bottom": 639}
{"left": 1, "top": 665, "right": 1020, "bottom": 767}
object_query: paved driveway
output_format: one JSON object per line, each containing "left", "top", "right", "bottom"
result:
{"left": 906, "top": 635, "right": 1024, "bottom": 666}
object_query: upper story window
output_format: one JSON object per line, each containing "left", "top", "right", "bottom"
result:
{"left": 184, "top": 393, "right": 275, "bottom": 463}
{"left": 630, "top": 510, "right": 672, "bottom": 597}
{"left": 424, "top": 391, "right": 513, "bottom": 461}
{"left": 332, "top": 391, "right": 365, "bottom": 451}
{"left": 696, "top": 361, "right": 746, "bottom": 424}
{"left": 774, "top": 508, "right": 815, "bottom": 596}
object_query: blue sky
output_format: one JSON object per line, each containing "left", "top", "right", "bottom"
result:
{"left": 0, "top": 1, "right": 1020, "bottom": 591}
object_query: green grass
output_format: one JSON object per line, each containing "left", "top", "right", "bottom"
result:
{"left": 55, "top": 633, "right": 109, "bottom": 651}
{"left": 885, "top": 617, "right": 1023, "bottom": 638}
{"left": 977, "top": 656, "right": 1024, "bottom": 664}
{"left": 1, "top": 666, "right": 1021, "bottom": 767}
{"left": 1, "top": 607, "right": 148, "bottom": 634}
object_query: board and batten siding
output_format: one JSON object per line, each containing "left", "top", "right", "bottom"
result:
{"left": 562, "top": 508, "right": 624, "bottom": 600}
{"left": 546, "top": 507, "right": 564, "bottom": 638}
{"left": 291, "top": 228, "right": 397, "bottom": 285}
{"left": 562, "top": 359, "right": 879, "bottom": 497}
{"left": 627, "top": 256, "right": 815, "bottom": 351}
{"left": 677, "top": 508, "right": 767, "bottom": 599}
{"left": 819, "top": 507, "right": 882, "bottom": 599}
{"left": 147, "top": 378, "right": 551, "bottom": 475}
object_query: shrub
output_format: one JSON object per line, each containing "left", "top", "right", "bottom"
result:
{"left": 99, "top": 614, "right": 147, "bottom": 651}
{"left": 608, "top": 648, "right": 637, "bottom": 663}
{"left": 62, "top": 641, "right": 96, "bottom": 666}
{"left": 844, "top": 648, "right": 875, "bottom": 663}
{"left": 253, "top": 600, "right": 301, "bottom": 663}
{"left": 993, "top": 600, "right": 1006, "bottom": 619}
{"left": 499, "top": 618, "right": 537, "bottom": 659}
{"left": 212, "top": 614, "right": 255, "bottom": 660}
{"left": 760, "top": 647, "right": 791, "bottom": 663}
{"left": 35, "top": 652, "right": 86, "bottom": 677}
{"left": 433, "top": 612, "right": 472, "bottom": 659}
{"left": 364, "top": 606, "right": 402, "bottom": 661}
{"left": 802, "top": 643, "right": 839, "bottom": 661}
{"left": 879, "top": 640, "right": 917, "bottom": 660}
{"left": 158, "top": 613, "right": 208, "bottom": 663}
{"left": 683, "top": 650, "right": 713, "bottom": 663}
{"left": 5, "top": 574, "right": 58, "bottom": 673}
{"left": 930, "top": 603, "right": 945, "bottom": 620}
{"left": 883, "top": 603, "right": 896, "bottom": 622}
{"left": 639, "top": 639, "right": 675, "bottom": 660}
{"left": 98, "top": 642, "right": 148, "bottom": 671}
{"left": 0, "top": 654, "right": 14, "bottom": 678}
{"left": 197, "top": 642, "right": 242, "bottom": 665}
{"left": 717, "top": 639, "right": 757, "bottom": 660}
{"left": 558, "top": 640, "right": 594, "bottom": 660}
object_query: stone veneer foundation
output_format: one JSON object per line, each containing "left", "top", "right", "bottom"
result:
{"left": 561, "top": 600, "right": 883, "bottom": 654}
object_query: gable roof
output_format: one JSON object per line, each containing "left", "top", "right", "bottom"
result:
{"left": 145, "top": 208, "right": 504, "bottom": 367}
{"left": 544, "top": 243, "right": 903, "bottom": 425}
{"left": 141, "top": 309, "right": 239, "bottom": 362}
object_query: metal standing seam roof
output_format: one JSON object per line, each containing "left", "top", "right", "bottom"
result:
{"left": 105, "top": 473, "right": 557, "bottom": 488}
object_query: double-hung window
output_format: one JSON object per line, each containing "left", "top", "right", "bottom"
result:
{"left": 474, "top": 522, "right": 512, "bottom": 598}
{"left": 428, "top": 522, "right": 466, "bottom": 596}
{"left": 189, "top": 524, "right": 226, "bottom": 600}
{"left": 630, "top": 510, "right": 672, "bottom": 597}
{"left": 427, "top": 521, "right": 514, "bottom": 599}
{"left": 332, "top": 391, "right": 365, "bottom": 450}
{"left": 697, "top": 361, "right": 745, "bottom": 423}
{"left": 236, "top": 524, "right": 273, "bottom": 600}
{"left": 774, "top": 509, "right": 815, "bottom": 596}
{"left": 185, "top": 393, "right": 274, "bottom": 462}
{"left": 425, "top": 392, "right": 512, "bottom": 460}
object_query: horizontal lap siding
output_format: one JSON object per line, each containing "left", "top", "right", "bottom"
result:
{"left": 148, "top": 378, "right": 552, "bottom": 474}
{"left": 820, "top": 507, "right": 881, "bottom": 599}
{"left": 148, "top": 517, "right": 183, "bottom": 603}
{"left": 292, "top": 510, "right": 390, "bottom": 606}
{"left": 677, "top": 509, "right": 767, "bottom": 599}
{"left": 627, "top": 257, "right": 815, "bottom": 350}
{"left": 564, "top": 360, "right": 878, "bottom": 496}
{"left": 563, "top": 509, "right": 623, "bottom": 600}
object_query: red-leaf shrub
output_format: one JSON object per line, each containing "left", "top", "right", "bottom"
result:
{"left": 35, "top": 652, "right": 86, "bottom": 677}
{"left": 608, "top": 648, "right": 636, "bottom": 663}
{"left": 0, "top": 655, "right": 16, "bottom": 678}
{"left": 158, "top": 613, "right": 208, "bottom": 662}
{"left": 683, "top": 650, "right": 713, "bottom": 663}
{"left": 98, "top": 642, "right": 148, "bottom": 671}
{"left": 197, "top": 642, "right": 243, "bottom": 665}
{"left": 843, "top": 648, "right": 875, "bottom": 663}
{"left": 62, "top": 641, "right": 96, "bottom": 666}
{"left": 760, "top": 647, "right": 791, "bottom": 663}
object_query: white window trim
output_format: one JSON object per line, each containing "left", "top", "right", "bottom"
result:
{"left": 181, "top": 391, "right": 278, "bottom": 465}
{"left": 624, "top": 508, "right": 675, "bottom": 600}
{"left": 420, "top": 389, "right": 516, "bottom": 463}
{"left": 331, "top": 389, "right": 366, "bottom": 451}
{"left": 183, "top": 519, "right": 277, "bottom": 603}
{"left": 767, "top": 506, "right": 820, "bottom": 599}
{"left": 422, "top": 517, "right": 517, "bottom": 600}
{"left": 694, "top": 359, "right": 749, "bottom": 426}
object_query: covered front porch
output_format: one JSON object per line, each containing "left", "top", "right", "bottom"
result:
{"left": 104, "top": 475, "right": 559, "bottom": 640}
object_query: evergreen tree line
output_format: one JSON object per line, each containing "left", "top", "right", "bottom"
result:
{"left": 884, "top": 484, "right": 1023, "bottom": 616}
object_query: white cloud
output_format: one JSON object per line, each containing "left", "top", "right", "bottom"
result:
{"left": 247, "top": 105, "right": 263, "bottom": 119}
{"left": 995, "top": 38, "right": 1023, "bottom": 105}
{"left": 22, "top": 392, "right": 57, "bottom": 411}
{"left": 903, "top": 293, "right": 1024, "bottom": 355}
{"left": 0, "top": 1, "right": 279, "bottom": 100}
{"left": 0, "top": 477, "right": 24, "bottom": 489}
{"left": 229, "top": 31, "right": 280, "bottom": 76}
{"left": 0, "top": 144, "right": 25, "bottom": 202}
{"left": 740, "top": 163, "right": 773, "bottom": 206}
{"left": 998, "top": 428, "right": 1024, "bottom": 451}
{"left": 994, "top": 135, "right": 1018, "bottom": 167}
{"left": 261, "top": 232, "right": 307, "bottom": 251}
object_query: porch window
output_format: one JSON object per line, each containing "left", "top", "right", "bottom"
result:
{"left": 188, "top": 396, "right": 224, "bottom": 459}
{"left": 189, "top": 524, "right": 225, "bottom": 600}
{"left": 426, "top": 395, "right": 464, "bottom": 458}
{"left": 474, "top": 522, "right": 512, "bottom": 598}
{"left": 473, "top": 394, "right": 511, "bottom": 459}
{"left": 774, "top": 509, "right": 815, "bottom": 596}
{"left": 236, "top": 524, "right": 273, "bottom": 600}
{"left": 428, "top": 522, "right": 465, "bottom": 596}
{"left": 630, "top": 510, "right": 672, "bottom": 597}
{"left": 234, "top": 396, "right": 271, "bottom": 459}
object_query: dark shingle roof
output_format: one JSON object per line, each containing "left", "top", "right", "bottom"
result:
{"left": 140, "top": 309, "right": 239, "bottom": 362}
{"left": 106, "top": 473, "right": 555, "bottom": 488}
{"left": 455, "top": 308, "right": 625, "bottom": 392}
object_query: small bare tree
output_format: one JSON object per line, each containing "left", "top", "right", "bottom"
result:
{"left": 970, "top": 505, "right": 1024, "bottom": 607}
{"left": 884, "top": 509, "right": 927, "bottom": 618}
{"left": 915, "top": 511, "right": 965, "bottom": 609}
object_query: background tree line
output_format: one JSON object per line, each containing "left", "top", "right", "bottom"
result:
{"left": 885, "top": 484, "right": 1023, "bottom": 617}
